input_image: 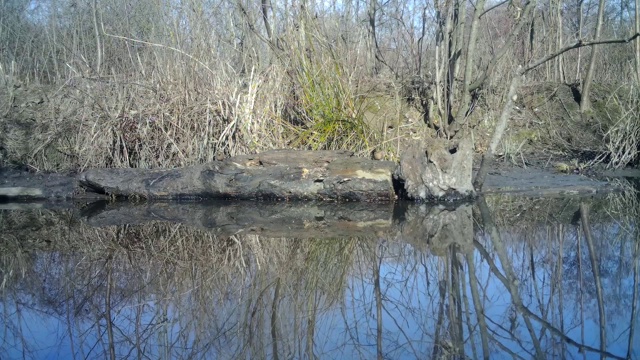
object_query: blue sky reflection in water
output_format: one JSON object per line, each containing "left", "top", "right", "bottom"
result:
{"left": 0, "top": 195, "right": 639, "bottom": 359}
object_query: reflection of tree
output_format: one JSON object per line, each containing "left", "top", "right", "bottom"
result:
{"left": 473, "top": 192, "right": 639, "bottom": 360}
{"left": 0, "top": 194, "right": 639, "bottom": 359}
{"left": 629, "top": 224, "right": 639, "bottom": 360}
{"left": 580, "top": 202, "right": 606, "bottom": 358}
{"left": 465, "top": 249, "right": 490, "bottom": 359}
{"left": 477, "top": 196, "right": 544, "bottom": 358}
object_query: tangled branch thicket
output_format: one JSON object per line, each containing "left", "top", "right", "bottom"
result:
{"left": 0, "top": 0, "right": 638, "bottom": 171}
{"left": 604, "top": 85, "right": 640, "bottom": 167}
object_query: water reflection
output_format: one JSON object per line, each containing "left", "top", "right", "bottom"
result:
{"left": 1, "top": 192, "right": 638, "bottom": 359}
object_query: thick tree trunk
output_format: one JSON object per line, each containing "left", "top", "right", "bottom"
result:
{"left": 396, "top": 137, "right": 475, "bottom": 200}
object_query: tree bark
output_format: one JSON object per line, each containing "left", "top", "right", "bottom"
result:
{"left": 92, "top": 0, "right": 102, "bottom": 75}
{"left": 636, "top": 0, "right": 640, "bottom": 82}
{"left": 575, "top": 0, "right": 584, "bottom": 81}
{"left": 555, "top": 0, "right": 565, "bottom": 82}
{"left": 455, "top": 0, "right": 487, "bottom": 120}
{"left": 261, "top": 0, "right": 273, "bottom": 41}
{"left": 367, "top": 0, "right": 382, "bottom": 74}
{"left": 580, "top": 0, "right": 605, "bottom": 111}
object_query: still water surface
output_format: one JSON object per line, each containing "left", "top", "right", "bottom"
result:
{"left": 1, "top": 193, "right": 639, "bottom": 359}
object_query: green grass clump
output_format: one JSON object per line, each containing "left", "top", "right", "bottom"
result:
{"left": 286, "top": 36, "right": 372, "bottom": 154}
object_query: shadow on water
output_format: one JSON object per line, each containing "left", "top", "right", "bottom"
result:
{"left": 0, "top": 187, "right": 639, "bottom": 359}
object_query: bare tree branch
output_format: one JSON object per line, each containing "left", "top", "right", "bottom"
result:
{"left": 467, "top": 0, "right": 535, "bottom": 94}
{"left": 480, "top": 0, "right": 510, "bottom": 18}
{"left": 524, "top": 33, "right": 640, "bottom": 73}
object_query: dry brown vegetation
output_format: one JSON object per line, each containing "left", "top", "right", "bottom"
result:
{"left": 0, "top": 0, "right": 638, "bottom": 172}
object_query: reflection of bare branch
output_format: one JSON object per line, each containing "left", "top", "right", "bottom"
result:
{"left": 577, "top": 217, "right": 586, "bottom": 359}
{"left": 556, "top": 225, "right": 567, "bottom": 356}
{"left": 580, "top": 203, "right": 607, "bottom": 358}
{"left": 373, "top": 244, "right": 383, "bottom": 360}
{"left": 271, "top": 277, "right": 281, "bottom": 360}
{"left": 449, "top": 248, "right": 465, "bottom": 359}
{"left": 381, "top": 303, "right": 419, "bottom": 357}
{"left": 627, "top": 230, "right": 639, "bottom": 360}
{"left": 306, "top": 289, "right": 317, "bottom": 360}
{"left": 105, "top": 255, "right": 116, "bottom": 360}
{"left": 460, "top": 271, "right": 478, "bottom": 359}
{"left": 483, "top": 330, "right": 528, "bottom": 360}
{"left": 465, "top": 251, "right": 490, "bottom": 359}
{"left": 511, "top": 299, "right": 626, "bottom": 359}
{"left": 474, "top": 224, "right": 628, "bottom": 359}
{"left": 432, "top": 278, "right": 446, "bottom": 359}
{"left": 477, "top": 196, "right": 553, "bottom": 359}
{"left": 484, "top": 314, "right": 536, "bottom": 357}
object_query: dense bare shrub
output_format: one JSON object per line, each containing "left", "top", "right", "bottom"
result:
{"left": 0, "top": 0, "right": 638, "bottom": 170}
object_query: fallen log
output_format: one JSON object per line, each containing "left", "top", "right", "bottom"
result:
{"left": 2, "top": 140, "right": 482, "bottom": 202}
{"left": 79, "top": 150, "right": 398, "bottom": 202}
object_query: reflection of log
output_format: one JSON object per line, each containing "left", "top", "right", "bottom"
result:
{"left": 79, "top": 150, "right": 397, "bottom": 202}
{"left": 80, "top": 200, "right": 477, "bottom": 245}
{"left": 394, "top": 203, "right": 474, "bottom": 254}
{"left": 82, "top": 201, "right": 395, "bottom": 238}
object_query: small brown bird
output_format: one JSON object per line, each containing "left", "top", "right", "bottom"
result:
{"left": 372, "top": 149, "right": 384, "bottom": 160}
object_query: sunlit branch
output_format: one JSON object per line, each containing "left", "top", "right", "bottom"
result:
{"left": 524, "top": 33, "right": 640, "bottom": 73}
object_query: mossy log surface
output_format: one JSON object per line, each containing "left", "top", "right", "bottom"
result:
{"left": 79, "top": 150, "right": 397, "bottom": 202}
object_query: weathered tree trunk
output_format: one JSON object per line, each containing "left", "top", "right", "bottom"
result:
{"left": 79, "top": 150, "right": 397, "bottom": 202}
{"left": 395, "top": 137, "right": 475, "bottom": 201}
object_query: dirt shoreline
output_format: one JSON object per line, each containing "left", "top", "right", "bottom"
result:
{"left": 1, "top": 163, "right": 636, "bottom": 202}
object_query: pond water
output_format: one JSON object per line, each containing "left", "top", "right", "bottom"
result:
{"left": 0, "top": 192, "right": 639, "bottom": 359}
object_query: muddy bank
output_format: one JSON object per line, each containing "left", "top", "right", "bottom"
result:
{"left": 480, "top": 166, "right": 629, "bottom": 197}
